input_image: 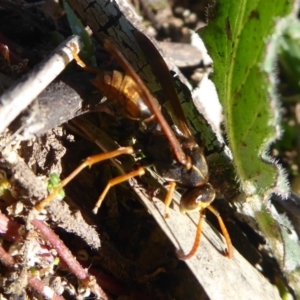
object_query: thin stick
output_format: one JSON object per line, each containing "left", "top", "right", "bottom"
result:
{"left": 0, "top": 35, "right": 83, "bottom": 133}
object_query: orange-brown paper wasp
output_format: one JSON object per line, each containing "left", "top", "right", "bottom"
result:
{"left": 36, "top": 33, "right": 233, "bottom": 260}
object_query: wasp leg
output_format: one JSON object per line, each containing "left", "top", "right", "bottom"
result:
{"left": 70, "top": 42, "right": 102, "bottom": 75}
{"left": 93, "top": 166, "right": 145, "bottom": 214}
{"left": 163, "top": 181, "right": 176, "bottom": 218}
{"left": 35, "top": 147, "right": 134, "bottom": 211}
{"left": 178, "top": 209, "right": 206, "bottom": 260}
{"left": 207, "top": 205, "right": 233, "bottom": 258}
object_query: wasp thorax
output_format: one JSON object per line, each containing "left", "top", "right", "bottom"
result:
{"left": 180, "top": 183, "right": 216, "bottom": 213}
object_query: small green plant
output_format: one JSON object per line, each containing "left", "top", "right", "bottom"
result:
{"left": 47, "top": 173, "right": 65, "bottom": 200}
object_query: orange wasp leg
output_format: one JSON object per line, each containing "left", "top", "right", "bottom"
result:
{"left": 163, "top": 181, "right": 176, "bottom": 218}
{"left": 178, "top": 209, "right": 206, "bottom": 260}
{"left": 93, "top": 166, "right": 145, "bottom": 214}
{"left": 207, "top": 205, "right": 233, "bottom": 258}
{"left": 178, "top": 205, "right": 233, "bottom": 260}
{"left": 35, "top": 147, "right": 134, "bottom": 211}
{"left": 70, "top": 43, "right": 101, "bottom": 75}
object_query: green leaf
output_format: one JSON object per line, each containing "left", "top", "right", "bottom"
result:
{"left": 199, "top": 0, "right": 300, "bottom": 292}
{"left": 62, "top": 0, "right": 95, "bottom": 63}
{"left": 286, "top": 268, "right": 300, "bottom": 297}
{"left": 253, "top": 200, "right": 300, "bottom": 271}
{"left": 200, "top": 0, "right": 293, "bottom": 200}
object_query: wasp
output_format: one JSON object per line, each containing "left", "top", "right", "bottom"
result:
{"left": 36, "top": 32, "right": 233, "bottom": 260}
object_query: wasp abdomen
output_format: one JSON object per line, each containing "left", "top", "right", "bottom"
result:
{"left": 91, "top": 70, "right": 152, "bottom": 120}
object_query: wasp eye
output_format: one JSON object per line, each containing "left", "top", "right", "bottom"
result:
{"left": 180, "top": 184, "right": 216, "bottom": 213}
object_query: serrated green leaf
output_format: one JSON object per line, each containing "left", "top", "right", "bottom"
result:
{"left": 200, "top": 1, "right": 293, "bottom": 199}
{"left": 199, "top": 1, "right": 300, "bottom": 293}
